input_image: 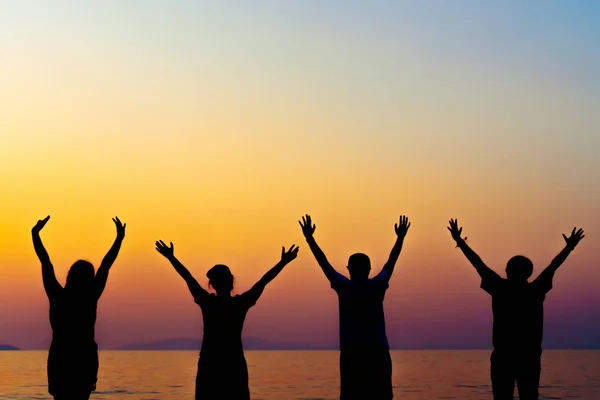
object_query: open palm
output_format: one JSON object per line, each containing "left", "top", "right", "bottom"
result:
{"left": 281, "top": 245, "right": 299, "bottom": 263}
{"left": 299, "top": 215, "right": 316, "bottom": 238}
{"left": 447, "top": 219, "right": 463, "bottom": 242}
{"left": 563, "top": 228, "right": 585, "bottom": 249}
{"left": 155, "top": 240, "right": 175, "bottom": 259}
{"left": 394, "top": 215, "right": 411, "bottom": 237}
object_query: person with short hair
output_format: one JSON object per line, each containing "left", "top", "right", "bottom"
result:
{"left": 299, "top": 214, "right": 410, "bottom": 400}
{"left": 447, "top": 219, "right": 585, "bottom": 400}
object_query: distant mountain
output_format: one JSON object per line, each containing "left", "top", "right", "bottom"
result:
{"left": 119, "top": 337, "right": 335, "bottom": 351}
{"left": 0, "top": 344, "right": 19, "bottom": 350}
{"left": 120, "top": 337, "right": 201, "bottom": 351}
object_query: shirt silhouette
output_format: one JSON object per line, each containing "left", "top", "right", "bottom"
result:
{"left": 156, "top": 240, "right": 299, "bottom": 400}
{"left": 448, "top": 219, "right": 584, "bottom": 400}
{"left": 482, "top": 273, "right": 551, "bottom": 352}
{"left": 33, "top": 216, "right": 125, "bottom": 400}
{"left": 330, "top": 269, "right": 391, "bottom": 349}
{"left": 300, "top": 214, "right": 410, "bottom": 400}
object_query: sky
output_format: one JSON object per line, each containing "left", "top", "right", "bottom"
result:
{"left": 1, "top": 0, "right": 599, "bottom": 350}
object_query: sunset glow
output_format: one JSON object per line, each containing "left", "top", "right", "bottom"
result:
{"left": 1, "top": 1, "right": 599, "bottom": 350}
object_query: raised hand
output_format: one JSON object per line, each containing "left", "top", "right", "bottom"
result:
{"left": 281, "top": 244, "right": 299, "bottom": 263}
{"left": 299, "top": 214, "right": 316, "bottom": 238}
{"left": 394, "top": 215, "right": 411, "bottom": 238}
{"left": 32, "top": 216, "right": 50, "bottom": 234}
{"left": 447, "top": 219, "right": 464, "bottom": 242}
{"left": 563, "top": 228, "right": 585, "bottom": 249}
{"left": 113, "top": 217, "right": 126, "bottom": 240}
{"left": 156, "top": 240, "right": 175, "bottom": 259}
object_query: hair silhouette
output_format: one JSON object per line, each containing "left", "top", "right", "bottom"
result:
{"left": 65, "top": 260, "right": 95, "bottom": 291}
{"left": 299, "top": 214, "right": 410, "bottom": 400}
{"left": 347, "top": 253, "right": 371, "bottom": 281}
{"left": 32, "top": 216, "right": 125, "bottom": 400}
{"left": 448, "top": 219, "right": 584, "bottom": 400}
{"left": 505, "top": 255, "right": 534, "bottom": 281}
{"left": 155, "top": 240, "right": 299, "bottom": 400}
{"left": 206, "top": 264, "right": 234, "bottom": 293}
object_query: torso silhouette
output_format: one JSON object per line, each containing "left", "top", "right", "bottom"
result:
{"left": 50, "top": 291, "right": 97, "bottom": 343}
{"left": 195, "top": 291, "right": 258, "bottom": 399}
{"left": 330, "top": 270, "right": 390, "bottom": 349}
{"left": 48, "top": 288, "right": 99, "bottom": 395}
{"left": 482, "top": 277, "right": 551, "bottom": 352}
{"left": 200, "top": 293, "right": 254, "bottom": 355}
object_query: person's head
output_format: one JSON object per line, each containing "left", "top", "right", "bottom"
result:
{"left": 65, "top": 260, "right": 95, "bottom": 291}
{"left": 505, "top": 255, "right": 534, "bottom": 282}
{"left": 207, "top": 264, "right": 234, "bottom": 294}
{"left": 347, "top": 253, "right": 371, "bottom": 281}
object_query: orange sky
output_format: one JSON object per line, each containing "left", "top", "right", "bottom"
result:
{"left": 1, "top": 1, "right": 600, "bottom": 350}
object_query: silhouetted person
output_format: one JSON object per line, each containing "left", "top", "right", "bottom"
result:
{"left": 32, "top": 216, "right": 126, "bottom": 400}
{"left": 155, "top": 240, "right": 299, "bottom": 400}
{"left": 299, "top": 214, "right": 410, "bottom": 400}
{"left": 447, "top": 219, "right": 585, "bottom": 400}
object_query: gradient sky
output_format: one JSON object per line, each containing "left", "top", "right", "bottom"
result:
{"left": 1, "top": 1, "right": 599, "bottom": 350}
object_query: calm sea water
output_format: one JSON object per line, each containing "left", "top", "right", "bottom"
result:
{"left": 1, "top": 350, "right": 600, "bottom": 399}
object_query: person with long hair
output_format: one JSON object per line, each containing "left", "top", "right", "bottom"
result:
{"left": 155, "top": 239, "right": 299, "bottom": 399}
{"left": 32, "top": 216, "right": 126, "bottom": 400}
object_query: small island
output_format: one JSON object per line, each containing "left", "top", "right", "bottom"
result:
{"left": 0, "top": 344, "right": 19, "bottom": 351}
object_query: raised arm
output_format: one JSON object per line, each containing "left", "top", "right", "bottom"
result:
{"left": 95, "top": 217, "right": 126, "bottom": 299}
{"left": 155, "top": 240, "right": 209, "bottom": 304}
{"left": 32, "top": 216, "right": 62, "bottom": 297}
{"left": 448, "top": 219, "right": 501, "bottom": 282}
{"left": 299, "top": 214, "right": 337, "bottom": 280}
{"left": 535, "top": 227, "right": 584, "bottom": 288}
{"left": 377, "top": 215, "right": 410, "bottom": 279}
{"left": 244, "top": 245, "right": 299, "bottom": 304}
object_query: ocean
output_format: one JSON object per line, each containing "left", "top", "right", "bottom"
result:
{"left": 1, "top": 350, "right": 600, "bottom": 399}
